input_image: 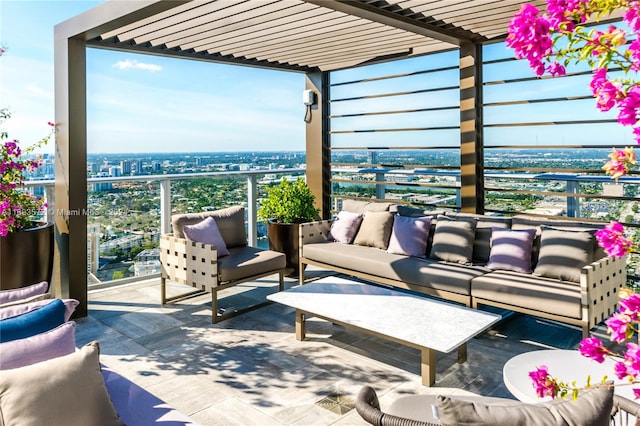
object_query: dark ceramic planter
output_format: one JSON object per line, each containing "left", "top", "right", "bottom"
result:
{"left": 0, "top": 222, "right": 54, "bottom": 290}
{"left": 267, "top": 220, "right": 306, "bottom": 276}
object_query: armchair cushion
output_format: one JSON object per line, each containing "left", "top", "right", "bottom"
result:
{"left": 171, "top": 206, "right": 247, "bottom": 248}
{"left": 183, "top": 216, "right": 230, "bottom": 257}
{"left": 218, "top": 246, "right": 286, "bottom": 283}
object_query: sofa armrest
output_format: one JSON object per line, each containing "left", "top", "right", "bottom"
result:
{"left": 580, "top": 255, "right": 627, "bottom": 330}
{"left": 159, "top": 233, "right": 219, "bottom": 288}
{"left": 299, "top": 220, "right": 334, "bottom": 246}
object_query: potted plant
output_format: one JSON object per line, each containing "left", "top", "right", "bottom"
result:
{"left": 0, "top": 107, "right": 55, "bottom": 290}
{"left": 258, "top": 177, "right": 319, "bottom": 275}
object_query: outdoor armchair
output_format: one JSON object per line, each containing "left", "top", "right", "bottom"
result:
{"left": 160, "top": 206, "right": 286, "bottom": 323}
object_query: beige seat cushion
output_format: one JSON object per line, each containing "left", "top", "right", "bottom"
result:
{"left": 171, "top": 206, "right": 247, "bottom": 248}
{"left": 218, "top": 246, "right": 285, "bottom": 282}
{"left": 471, "top": 270, "right": 582, "bottom": 319}
{"left": 303, "top": 242, "right": 488, "bottom": 295}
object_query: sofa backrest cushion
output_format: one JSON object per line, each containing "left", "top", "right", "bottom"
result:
{"left": 353, "top": 211, "right": 394, "bottom": 250}
{"left": 511, "top": 215, "right": 606, "bottom": 260}
{"left": 172, "top": 206, "right": 247, "bottom": 248}
{"left": 387, "top": 215, "right": 432, "bottom": 258}
{"left": 485, "top": 228, "right": 537, "bottom": 273}
{"left": 448, "top": 213, "right": 512, "bottom": 263}
{"left": 436, "top": 384, "right": 613, "bottom": 426}
{"left": 533, "top": 226, "right": 597, "bottom": 283}
{"left": 183, "top": 216, "right": 230, "bottom": 257}
{"left": 329, "top": 211, "right": 363, "bottom": 244}
{"left": 395, "top": 205, "right": 445, "bottom": 218}
{"left": 341, "top": 199, "right": 393, "bottom": 213}
{"left": 429, "top": 216, "right": 477, "bottom": 265}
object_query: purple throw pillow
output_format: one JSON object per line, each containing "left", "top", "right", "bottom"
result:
{"left": 329, "top": 211, "right": 364, "bottom": 244}
{"left": 387, "top": 215, "right": 432, "bottom": 257}
{"left": 0, "top": 299, "right": 79, "bottom": 321}
{"left": 485, "top": 228, "right": 537, "bottom": 273}
{"left": 183, "top": 216, "right": 230, "bottom": 257}
{"left": 0, "top": 321, "right": 76, "bottom": 370}
{"left": 0, "top": 282, "right": 49, "bottom": 306}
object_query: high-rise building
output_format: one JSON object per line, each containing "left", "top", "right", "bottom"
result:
{"left": 109, "top": 166, "right": 121, "bottom": 177}
{"left": 133, "top": 159, "right": 143, "bottom": 175}
{"left": 87, "top": 224, "right": 101, "bottom": 274}
{"left": 120, "top": 160, "right": 131, "bottom": 175}
{"left": 93, "top": 172, "right": 112, "bottom": 192}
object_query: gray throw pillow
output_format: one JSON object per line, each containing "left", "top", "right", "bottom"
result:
{"left": 429, "top": 216, "right": 477, "bottom": 265}
{"left": 353, "top": 211, "right": 394, "bottom": 250}
{"left": 533, "top": 226, "right": 596, "bottom": 283}
{"left": 436, "top": 384, "right": 613, "bottom": 426}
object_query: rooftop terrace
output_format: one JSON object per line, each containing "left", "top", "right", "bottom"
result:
{"left": 77, "top": 267, "right": 606, "bottom": 425}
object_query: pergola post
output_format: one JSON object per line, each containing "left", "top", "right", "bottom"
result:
{"left": 459, "top": 41, "right": 484, "bottom": 214}
{"left": 53, "top": 35, "right": 88, "bottom": 316}
{"left": 305, "top": 72, "right": 331, "bottom": 219}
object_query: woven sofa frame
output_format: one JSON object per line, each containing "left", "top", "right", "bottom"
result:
{"left": 298, "top": 219, "right": 626, "bottom": 338}
{"left": 160, "top": 233, "right": 284, "bottom": 323}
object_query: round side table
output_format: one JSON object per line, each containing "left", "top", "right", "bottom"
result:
{"left": 503, "top": 349, "right": 635, "bottom": 403}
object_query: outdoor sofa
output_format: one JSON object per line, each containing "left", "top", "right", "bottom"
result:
{"left": 299, "top": 200, "right": 627, "bottom": 337}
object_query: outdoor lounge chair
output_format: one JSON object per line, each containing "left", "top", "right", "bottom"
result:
{"left": 160, "top": 206, "right": 286, "bottom": 323}
{"left": 355, "top": 385, "right": 640, "bottom": 426}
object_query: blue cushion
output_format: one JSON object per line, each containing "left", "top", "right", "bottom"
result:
{"left": 0, "top": 299, "right": 65, "bottom": 343}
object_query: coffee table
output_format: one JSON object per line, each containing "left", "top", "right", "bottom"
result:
{"left": 503, "top": 349, "right": 636, "bottom": 402}
{"left": 267, "top": 276, "right": 501, "bottom": 386}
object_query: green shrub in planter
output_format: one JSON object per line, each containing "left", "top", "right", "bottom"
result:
{"left": 258, "top": 177, "right": 319, "bottom": 224}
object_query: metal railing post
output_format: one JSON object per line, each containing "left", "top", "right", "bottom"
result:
{"left": 247, "top": 175, "right": 258, "bottom": 247}
{"left": 375, "top": 171, "right": 386, "bottom": 200}
{"left": 160, "top": 179, "right": 171, "bottom": 234}
{"left": 567, "top": 180, "right": 580, "bottom": 218}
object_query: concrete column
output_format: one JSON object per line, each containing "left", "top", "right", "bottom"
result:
{"left": 54, "top": 36, "right": 87, "bottom": 316}
{"left": 305, "top": 72, "right": 331, "bottom": 219}
{"left": 459, "top": 42, "right": 484, "bottom": 214}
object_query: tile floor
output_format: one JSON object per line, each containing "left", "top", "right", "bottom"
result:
{"left": 76, "top": 269, "right": 604, "bottom": 425}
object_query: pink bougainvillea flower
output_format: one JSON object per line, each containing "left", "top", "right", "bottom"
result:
{"left": 634, "top": 388, "right": 640, "bottom": 399}
{"left": 625, "top": 2, "right": 640, "bottom": 33}
{"left": 579, "top": 336, "right": 610, "bottom": 362}
{"left": 507, "top": 4, "right": 553, "bottom": 76}
{"left": 620, "top": 294, "right": 640, "bottom": 321}
{"left": 529, "top": 365, "right": 558, "bottom": 398}
{"left": 547, "top": 61, "right": 566, "bottom": 76}
{"left": 595, "top": 221, "right": 634, "bottom": 258}
{"left": 590, "top": 69, "right": 623, "bottom": 112}
{"left": 615, "top": 360, "right": 630, "bottom": 379}
{"left": 546, "top": 0, "right": 589, "bottom": 31}
{"left": 606, "top": 314, "right": 632, "bottom": 342}
{"left": 602, "top": 147, "right": 637, "bottom": 181}
{"left": 624, "top": 343, "right": 640, "bottom": 378}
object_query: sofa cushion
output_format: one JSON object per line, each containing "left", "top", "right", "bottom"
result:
{"left": 436, "top": 385, "right": 613, "bottom": 426}
{"left": 533, "top": 226, "right": 596, "bottom": 283}
{"left": 485, "top": 228, "right": 537, "bottom": 274}
{"left": 0, "top": 321, "right": 76, "bottom": 370}
{"left": 447, "top": 213, "right": 512, "bottom": 263}
{"left": 471, "top": 270, "right": 582, "bottom": 319}
{"left": 0, "top": 298, "right": 66, "bottom": 343}
{"left": 429, "top": 216, "right": 477, "bottom": 265}
{"left": 353, "top": 211, "right": 394, "bottom": 250}
{"left": 304, "top": 242, "right": 488, "bottom": 296}
{"left": 395, "top": 205, "right": 444, "bottom": 218}
{"left": 341, "top": 200, "right": 392, "bottom": 213}
{"left": 0, "top": 298, "right": 78, "bottom": 321}
{"left": 387, "top": 215, "right": 432, "bottom": 258}
{"left": 172, "top": 206, "right": 246, "bottom": 248}
{"left": 329, "top": 211, "right": 363, "bottom": 244}
{"left": 183, "top": 216, "right": 230, "bottom": 257}
{"left": 218, "top": 246, "right": 286, "bottom": 282}
{"left": 0, "top": 341, "right": 123, "bottom": 426}
{"left": 0, "top": 281, "right": 49, "bottom": 307}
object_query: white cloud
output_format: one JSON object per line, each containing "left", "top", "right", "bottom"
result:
{"left": 112, "top": 59, "right": 162, "bottom": 72}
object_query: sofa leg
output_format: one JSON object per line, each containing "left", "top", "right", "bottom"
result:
{"left": 212, "top": 288, "right": 220, "bottom": 324}
{"left": 582, "top": 325, "right": 590, "bottom": 339}
{"left": 299, "top": 263, "right": 305, "bottom": 285}
{"left": 279, "top": 271, "right": 285, "bottom": 292}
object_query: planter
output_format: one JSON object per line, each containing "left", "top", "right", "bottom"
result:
{"left": 267, "top": 220, "right": 306, "bottom": 277}
{"left": 0, "top": 222, "right": 54, "bottom": 290}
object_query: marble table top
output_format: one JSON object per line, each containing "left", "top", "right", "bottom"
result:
{"left": 268, "top": 276, "right": 501, "bottom": 353}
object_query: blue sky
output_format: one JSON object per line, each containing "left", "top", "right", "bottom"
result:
{"left": 0, "top": 0, "right": 305, "bottom": 153}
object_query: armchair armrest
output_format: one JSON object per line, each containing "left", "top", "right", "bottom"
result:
{"left": 159, "top": 233, "right": 219, "bottom": 293}
{"left": 299, "top": 220, "right": 334, "bottom": 246}
{"left": 580, "top": 255, "right": 627, "bottom": 331}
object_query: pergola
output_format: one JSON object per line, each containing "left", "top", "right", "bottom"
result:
{"left": 54, "top": 0, "right": 546, "bottom": 316}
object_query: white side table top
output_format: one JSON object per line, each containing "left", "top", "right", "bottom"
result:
{"left": 503, "top": 349, "right": 635, "bottom": 403}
